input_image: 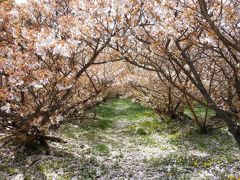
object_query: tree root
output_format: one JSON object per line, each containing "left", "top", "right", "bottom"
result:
{"left": 45, "top": 136, "right": 67, "bottom": 143}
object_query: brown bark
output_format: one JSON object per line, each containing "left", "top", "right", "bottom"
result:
{"left": 217, "top": 111, "right": 240, "bottom": 146}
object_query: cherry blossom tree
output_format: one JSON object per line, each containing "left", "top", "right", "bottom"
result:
{"left": 0, "top": 0, "right": 132, "bottom": 153}
{"left": 117, "top": 0, "right": 240, "bottom": 144}
{"left": 126, "top": 66, "right": 185, "bottom": 120}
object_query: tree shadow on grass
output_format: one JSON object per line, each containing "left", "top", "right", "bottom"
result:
{"left": 144, "top": 149, "right": 240, "bottom": 179}
{"left": 0, "top": 143, "right": 107, "bottom": 179}
{"left": 156, "top": 117, "right": 237, "bottom": 154}
{"left": 144, "top": 126, "right": 240, "bottom": 179}
{"left": 169, "top": 127, "right": 238, "bottom": 154}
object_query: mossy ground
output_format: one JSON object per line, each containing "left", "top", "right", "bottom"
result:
{"left": 0, "top": 99, "right": 240, "bottom": 179}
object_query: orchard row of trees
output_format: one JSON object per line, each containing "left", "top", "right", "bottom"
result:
{"left": 0, "top": 0, "right": 128, "bottom": 153}
{"left": 122, "top": 0, "right": 240, "bottom": 142}
{"left": 0, "top": 0, "right": 239, "bottom": 153}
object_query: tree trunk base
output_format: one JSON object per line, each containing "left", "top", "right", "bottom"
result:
{"left": 24, "top": 135, "right": 50, "bottom": 155}
{"left": 228, "top": 125, "right": 240, "bottom": 147}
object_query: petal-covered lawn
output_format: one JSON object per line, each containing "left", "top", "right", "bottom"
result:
{"left": 1, "top": 99, "right": 240, "bottom": 179}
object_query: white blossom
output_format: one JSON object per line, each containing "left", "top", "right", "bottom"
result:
{"left": 1, "top": 103, "right": 11, "bottom": 113}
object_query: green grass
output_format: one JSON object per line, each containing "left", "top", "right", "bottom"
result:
{"left": 127, "top": 120, "right": 162, "bottom": 135}
{"left": 184, "top": 104, "right": 215, "bottom": 120}
{"left": 95, "top": 143, "right": 110, "bottom": 154}
{"left": 95, "top": 99, "right": 157, "bottom": 121}
{"left": 60, "top": 98, "right": 157, "bottom": 134}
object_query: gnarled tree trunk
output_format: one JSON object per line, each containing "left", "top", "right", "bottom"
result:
{"left": 217, "top": 111, "right": 240, "bottom": 146}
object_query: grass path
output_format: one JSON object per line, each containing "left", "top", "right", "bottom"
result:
{"left": 1, "top": 99, "right": 240, "bottom": 179}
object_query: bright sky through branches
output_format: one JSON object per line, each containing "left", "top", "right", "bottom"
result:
{"left": 15, "top": 0, "right": 27, "bottom": 4}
